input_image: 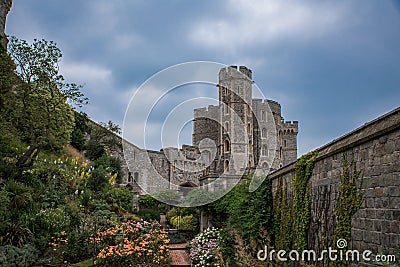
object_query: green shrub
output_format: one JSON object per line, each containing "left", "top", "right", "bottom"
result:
{"left": 2, "top": 223, "right": 34, "bottom": 248}
{"left": 92, "top": 155, "right": 122, "bottom": 183}
{"left": 85, "top": 140, "right": 105, "bottom": 160}
{"left": 87, "top": 166, "right": 108, "bottom": 192}
{"left": 214, "top": 177, "right": 273, "bottom": 240}
{"left": 169, "top": 214, "right": 198, "bottom": 231}
{"left": 33, "top": 208, "right": 71, "bottom": 236}
{"left": 0, "top": 244, "right": 38, "bottom": 267}
{"left": 136, "top": 209, "right": 160, "bottom": 222}
{"left": 104, "top": 187, "right": 132, "bottom": 212}
{"left": 138, "top": 194, "right": 159, "bottom": 210}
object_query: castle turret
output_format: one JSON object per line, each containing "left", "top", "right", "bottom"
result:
{"left": 218, "top": 66, "right": 254, "bottom": 173}
{"left": 281, "top": 121, "right": 298, "bottom": 166}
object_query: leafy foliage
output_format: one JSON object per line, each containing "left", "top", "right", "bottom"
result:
{"left": 94, "top": 220, "right": 170, "bottom": 266}
{"left": 189, "top": 227, "right": 221, "bottom": 267}
{"left": 273, "top": 178, "right": 292, "bottom": 251}
{"left": 169, "top": 214, "right": 198, "bottom": 231}
{"left": 0, "top": 244, "right": 38, "bottom": 267}
{"left": 70, "top": 111, "right": 89, "bottom": 151}
{"left": 6, "top": 37, "right": 87, "bottom": 167}
{"left": 332, "top": 155, "right": 364, "bottom": 267}
{"left": 293, "top": 150, "right": 318, "bottom": 251}
{"left": 214, "top": 177, "right": 273, "bottom": 240}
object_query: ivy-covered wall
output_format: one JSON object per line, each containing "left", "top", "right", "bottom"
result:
{"left": 270, "top": 107, "right": 400, "bottom": 265}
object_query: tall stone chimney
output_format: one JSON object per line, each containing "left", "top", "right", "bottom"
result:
{"left": 0, "top": 0, "right": 12, "bottom": 48}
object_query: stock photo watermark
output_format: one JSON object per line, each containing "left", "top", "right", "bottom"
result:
{"left": 257, "top": 239, "right": 397, "bottom": 263}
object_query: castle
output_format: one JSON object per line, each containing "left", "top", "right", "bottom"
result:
{"left": 123, "top": 66, "right": 298, "bottom": 197}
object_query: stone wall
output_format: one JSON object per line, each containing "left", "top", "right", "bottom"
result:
{"left": 0, "top": 0, "right": 12, "bottom": 48}
{"left": 269, "top": 107, "right": 400, "bottom": 263}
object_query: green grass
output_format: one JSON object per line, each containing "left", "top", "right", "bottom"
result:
{"left": 72, "top": 259, "right": 93, "bottom": 267}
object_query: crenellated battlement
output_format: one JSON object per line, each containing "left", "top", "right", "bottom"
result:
{"left": 194, "top": 105, "right": 219, "bottom": 119}
{"left": 219, "top": 65, "right": 253, "bottom": 81}
{"left": 282, "top": 120, "right": 299, "bottom": 134}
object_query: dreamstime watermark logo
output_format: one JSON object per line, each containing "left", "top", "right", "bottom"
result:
{"left": 122, "top": 61, "right": 278, "bottom": 207}
{"left": 257, "top": 239, "right": 397, "bottom": 263}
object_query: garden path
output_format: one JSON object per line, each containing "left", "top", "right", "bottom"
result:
{"left": 169, "top": 243, "right": 191, "bottom": 267}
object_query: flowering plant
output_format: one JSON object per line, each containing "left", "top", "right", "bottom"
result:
{"left": 189, "top": 227, "right": 221, "bottom": 267}
{"left": 94, "top": 220, "right": 170, "bottom": 266}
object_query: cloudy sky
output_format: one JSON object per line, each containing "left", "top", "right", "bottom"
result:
{"left": 6, "top": 0, "right": 400, "bottom": 156}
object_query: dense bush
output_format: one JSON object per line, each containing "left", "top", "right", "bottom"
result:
{"left": 70, "top": 111, "right": 89, "bottom": 151}
{"left": 170, "top": 214, "right": 198, "bottom": 231}
{"left": 213, "top": 177, "right": 273, "bottom": 240}
{"left": 92, "top": 154, "right": 123, "bottom": 184}
{"left": 103, "top": 187, "right": 132, "bottom": 213}
{"left": 0, "top": 244, "right": 38, "bottom": 267}
{"left": 138, "top": 194, "right": 160, "bottom": 210}
{"left": 136, "top": 209, "right": 160, "bottom": 222}
{"left": 94, "top": 220, "right": 170, "bottom": 266}
{"left": 189, "top": 227, "right": 221, "bottom": 267}
{"left": 87, "top": 166, "right": 109, "bottom": 192}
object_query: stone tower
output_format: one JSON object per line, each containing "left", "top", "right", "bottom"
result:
{"left": 191, "top": 65, "right": 298, "bottom": 189}
{"left": 0, "top": 0, "right": 12, "bottom": 48}
{"left": 218, "top": 66, "right": 254, "bottom": 174}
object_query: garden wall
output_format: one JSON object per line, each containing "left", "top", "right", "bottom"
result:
{"left": 269, "top": 107, "right": 400, "bottom": 260}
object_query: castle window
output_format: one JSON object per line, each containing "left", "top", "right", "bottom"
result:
{"left": 247, "top": 123, "right": 251, "bottom": 133}
{"left": 279, "top": 147, "right": 282, "bottom": 159}
{"left": 224, "top": 104, "right": 229, "bottom": 114}
{"left": 284, "top": 140, "right": 287, "bottom": 147}
{"left": 128, "top": 172, "right": 133, "bottom": 183}
{"left": 262, "top": 162, "right": 268, "bottom": 169}
{"left": 262, "top": 145, "right": 267, "bottom": 156}
{"left": 262, "top": 128, "right": 267, "bottom": 138}
{"left": 134, "top": 172, "right": 139, "bottom": 183}
{"left": 224, "top": 160, "right": 229, "bottom": 171}
{"left": 261, "top": 111, "right": 266, "bottom": 121}
{"left": 203, "top": 150, "right": 211, "bottom": 162}
{"left": 224, "top": 122, "right": 229, "bottom": 133}
{"left": 224, "top": 140, "right": 230, "bottom": 152}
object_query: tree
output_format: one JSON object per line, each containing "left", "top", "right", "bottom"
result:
{"left": 7, "top": 37, "right": 88, "bottom": 167}
{"left": 88, "top": 120, "right": 122, "bottom": 154}
{"left": 70, "top": 111, "right": 89, "bottom": 151}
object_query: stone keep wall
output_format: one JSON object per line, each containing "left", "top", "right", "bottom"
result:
{"left": 0, "top": 0, "right": 12, "bottom": 47}
{"left": 269, "top": 107, "right": 400, "bottom": 260}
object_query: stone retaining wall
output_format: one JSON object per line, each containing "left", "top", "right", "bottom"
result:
{"left": 269, "top": 107, "right": 400, "bottom": 264}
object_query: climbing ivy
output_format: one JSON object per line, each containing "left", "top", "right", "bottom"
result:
{"left": 274, "top": 178, "right": 292, "bottom": 251}
{"left": 332, "top": 155, "right": 363, "bottom": 267}
{"left": 293, "top": 150, "right": 318, "bottom": 251}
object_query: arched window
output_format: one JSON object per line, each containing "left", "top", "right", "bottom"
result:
{"left": 224, "top": 139, "right": 230, "bottom": 152}
{"left": 128, "top": 172, "right": 133, "bottom": 183}
{"left": 262, "top": 162, "right": 268, "bottom": 169}
{"left": 262, "top": 145, "right": 267, "bottom": 156}
{"left": 261, "top": 110, "right": 266, "bottom": 121}
{"left": 262, "top": 128, "right": 267, "bottom": 138}
{"left": 224, "top": 160, "right": 229, "bottom": 171}
{"left": 203, "top": 150, "right": 211, "bottom": 162}
{"left": 224, "top": 122, "right": 229, "bottom": 133}
{"left": 134, "top": 172, "right": 139, "bottom": 183}
{"left": 224, "top": 103, "right": 230, "bottom": 114}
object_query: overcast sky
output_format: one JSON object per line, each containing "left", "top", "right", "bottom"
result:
{"left": 6, "top": 0, "right": 400, "bottom": 156}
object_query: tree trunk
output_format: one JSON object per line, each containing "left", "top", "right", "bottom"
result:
{"left": 16, "top": 144, "right": 38, "bottom": 167}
